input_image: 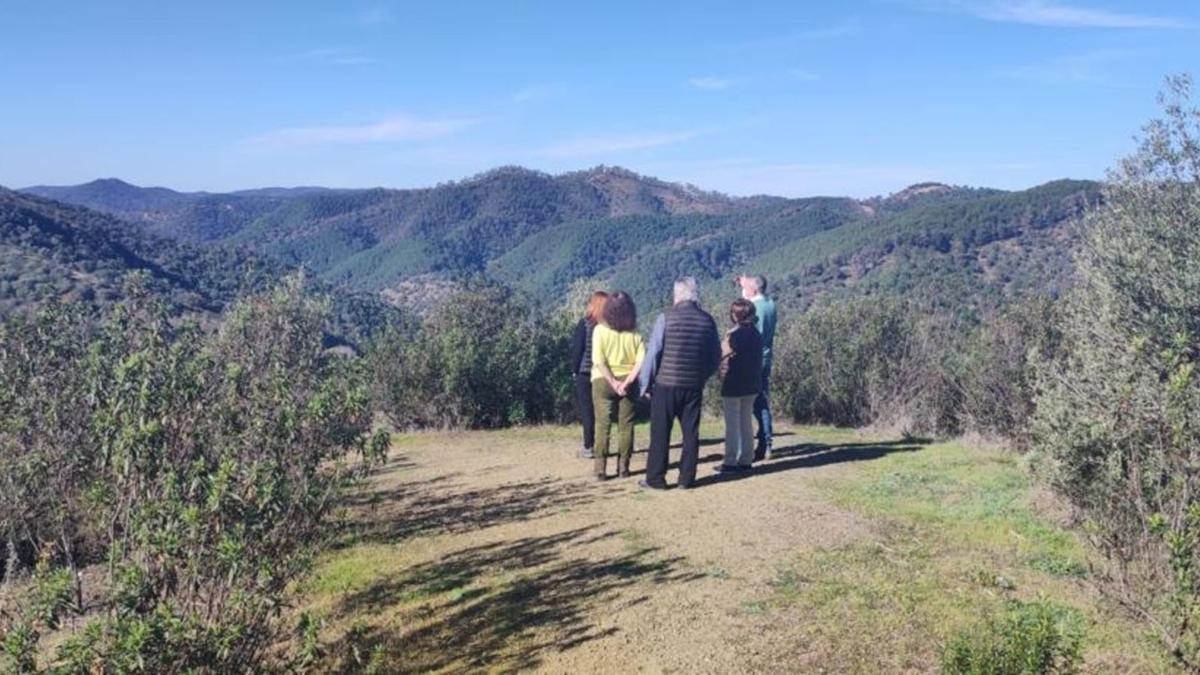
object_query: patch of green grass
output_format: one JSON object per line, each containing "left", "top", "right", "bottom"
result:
{"left": 303, "top": 544, "right": 395, "bottom": 597}
{"left": 741, "top": 600, "right": 767, "bottom": 615}
{"left": 704, "top": 564, "right": 730, "bottom": 580}
{"left": 818, "top": 442, "right": 1085, "bottom": 575}
{"left": 941, "top": 598, "right": 1086, "bottom": 675}
{"left": 1026, "top": 551, "right": 1088, "bottom": 579}
{"left": 760, "top": 436, "right": 1171, "bottom": 672}
{"left": 620, "top": 528, "right": 654, "bottom": 555}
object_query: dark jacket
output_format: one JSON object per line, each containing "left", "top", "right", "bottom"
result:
{"left": 568, "top": 318, "right": 596, "bottom": 376}
{"left": 655, "top": 301, "right": 721, "bottom": 390}
{"left": 721, "top": 324, "right": 763, "bottom": 397}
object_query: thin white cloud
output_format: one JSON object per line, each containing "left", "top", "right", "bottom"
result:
{"left": 285, "top": 47, "right": 377, "bottom": 67}
{"left": 733, "top": 18, "right": 860, "bottom": 58}
{"left": 687, "top": 76, "right": 735, "bottom": 90}
{"left": 539, "top": 131, "right": 700, "bottom": 158}
{"left": 937, "top": 1, "right": 1187, "bottom": 28}
{"left": 995, "top": 49, "right": 1127, "bottom": 83}
{"left": 789, "top": 68, "right": 820, "bottom": 81}
{"left": 244, "top": 114, "right": 476, "bottom": 149}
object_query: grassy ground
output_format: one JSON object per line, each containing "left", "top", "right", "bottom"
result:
{"left": 296, "top": 423, "right": 1175, "bottom": 673}
{"left": 755, "top": 429, "right": 1170, "bottom": 673}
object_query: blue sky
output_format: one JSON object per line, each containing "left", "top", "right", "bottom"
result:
{"left": 2, "top": 1, "right": 1198, "bottom": 197}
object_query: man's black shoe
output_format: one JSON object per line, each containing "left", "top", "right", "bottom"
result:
{"left": 713, "top": 464, "right": 740, "bottom": 474}
{"left": 677, "top": 482, "right": 695, "bottom": 490}
{"left": 638, "top": 479, "right": 667, "bottom": 491}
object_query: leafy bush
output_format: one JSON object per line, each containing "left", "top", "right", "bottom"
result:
{"left": 1033, "top": 75, "right": 1200, "bottom": 669}
{"left": 0, "top": 274, "right": 386, "bottom": 672}
{"left": 940, "top": 599, "right": 1084, "bottom": 675}
{"left": 773, "top": 295, "right": 1062, "bottom": 440}
{"left": 773, "top": 296, "right": 959, "bottom": 433}
{"left": 368, "top": 283, "right": 574, "bottom": 429}
{"left": 951, "top": 298, "right": 1065, "bottom": 447}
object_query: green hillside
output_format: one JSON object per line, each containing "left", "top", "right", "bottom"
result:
{"left": 0, "top": 188, "right": 398, "bottom": 344}
{"left": 22, "top": 169, "right": 1102, "bottom": 316}
{"left": 0, "top": 187, "right": 282, "bottom": 317}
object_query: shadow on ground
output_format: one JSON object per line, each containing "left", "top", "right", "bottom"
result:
{"left": 334, "top": 454, "right": 625, "bottom": 548}
{"left": 337, "top": 469, "right": 623, "bottom": 547}
{"left": 325, "top": 526, "right": 702, "bottom": 673}
{"left": 688, "top": 438, "right": 927, "bottom": 489}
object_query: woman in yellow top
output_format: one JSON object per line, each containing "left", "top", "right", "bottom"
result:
{"left": 591, "top": 291, "right": 645, "bottom": 480}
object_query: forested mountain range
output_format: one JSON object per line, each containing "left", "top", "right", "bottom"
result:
{"left": 0, "top": 187, "right": 283, "bottom": 317}
{"left": 0, "top": 188, "right": 394, "bottom": 342}
{"left": 18, "top": 167, "right": 1102, "bottom": 316}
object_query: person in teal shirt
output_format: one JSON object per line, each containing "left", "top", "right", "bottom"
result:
{"left": 739, "top": 274, "right": 776, "bottom": 460}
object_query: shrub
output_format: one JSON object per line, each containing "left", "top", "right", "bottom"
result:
{"left": 940, "top": 599, "right": 1084, "bottom": 675}
{"left": 369, "top": 283, "right": 574, "bottom": 429}
{"left": 773, "top": 296, "right": 958, "bottom": 433}
{"left": 0, "top": 274, "right": 386, "bottom": 672}
{"left": 772, "top": 294, "right": 1062, "bottom": 440}
{"left": 952, "top": 297, "right": 1065, "bottom": 448}
{"left": 1032, "top": 75, "right": 1200, "bottom": 668}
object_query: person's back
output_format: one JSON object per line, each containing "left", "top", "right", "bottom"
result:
{"left": 752, "top": 294, "right": 777, "bottom": 368}
{"left": 641, "top": 281, "right": 721, "bottom": 490}
{"left": 740, "top": 274, "right": 777, "bottom": 460}
{"left": 718, "top": 300, "right": 764, "bottom": 472}
{"left": 591, "top": 323, "right": 644, "bottom": 381}
{"left": 590, "top": 292, "right": 645, "bottom": 481}
{"left": 657, "top": 300, "right": 720, "bottom": 389}
{"left": 722, "top": 323, "right": 763, "bottom": 399}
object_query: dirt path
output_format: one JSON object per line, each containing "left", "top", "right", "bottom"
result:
{"left": 315, "top": 422, "right": 923, "bottom": 673}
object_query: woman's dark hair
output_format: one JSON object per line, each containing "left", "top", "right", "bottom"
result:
{"left": 603, "top": 291, "right": 637, "bottom": 332}
{"left": 730, "top": 298, "right": 757, "bottom": 326}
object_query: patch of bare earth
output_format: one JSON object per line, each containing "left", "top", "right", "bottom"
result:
{"left": 325, "top": 424, "right": 886, "bottom": 673}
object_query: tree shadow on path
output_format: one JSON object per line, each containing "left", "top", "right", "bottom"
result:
{"left": 329, "top": 526, "right": 703, "bottom": 673}
{"left": 336, "top": 470, "right": 623, "bottom": 548}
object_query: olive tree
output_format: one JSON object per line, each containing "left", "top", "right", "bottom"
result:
{"left": 1033, "top": 75, "right": 1200, "bottom": 667}
{"left": 0, "top": 275, "right": 387, "bottom": 673}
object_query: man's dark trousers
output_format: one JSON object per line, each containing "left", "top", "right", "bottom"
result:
{"left": 645, "top": 385, "right": 704, "bottom": 488}
{"left": 574, "top": 373, "right": 595, "bottom": 450}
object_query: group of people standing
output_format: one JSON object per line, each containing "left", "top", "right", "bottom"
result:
{"left": 568, "top": 275, "right": 777, "bottom": 489}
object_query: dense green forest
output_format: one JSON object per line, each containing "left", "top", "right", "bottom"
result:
{"left": 24, "top": 169, "right": 1099, "bottom": 317}
{"left": 0, "top": 188, "right": 399, "bottom": 345}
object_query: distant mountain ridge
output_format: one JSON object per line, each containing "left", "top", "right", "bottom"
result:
{"left": 19, "top": 167, "right": 1102, "bottom": 314}
{"left": 0, "top": 186, "right": 282, "bottom": 317}
{"left": 0, "top": 187, "right": 397, "bottom": 344}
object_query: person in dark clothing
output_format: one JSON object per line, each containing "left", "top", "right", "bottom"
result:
{"left": 568, "top": 291, "right": 608, "bottom": 459}
{"left": 638, "top": 277, "right": 721, "bottom": 490}
{"left": 716, "top": 299, "right": 763, "bottom": 473}
{"left": 737, "top": 274, "right": 777, "bottom": 460}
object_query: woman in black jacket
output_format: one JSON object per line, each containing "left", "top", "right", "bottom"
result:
{"left": 716, "top": 298, "right": 764, "bottom": 473}
{"left": 569, "top": 291, "right": 608, "bottom": 458}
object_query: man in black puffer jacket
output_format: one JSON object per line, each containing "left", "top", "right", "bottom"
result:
{"left": 638, "top": 277, "right": 721, "bottom": 490}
